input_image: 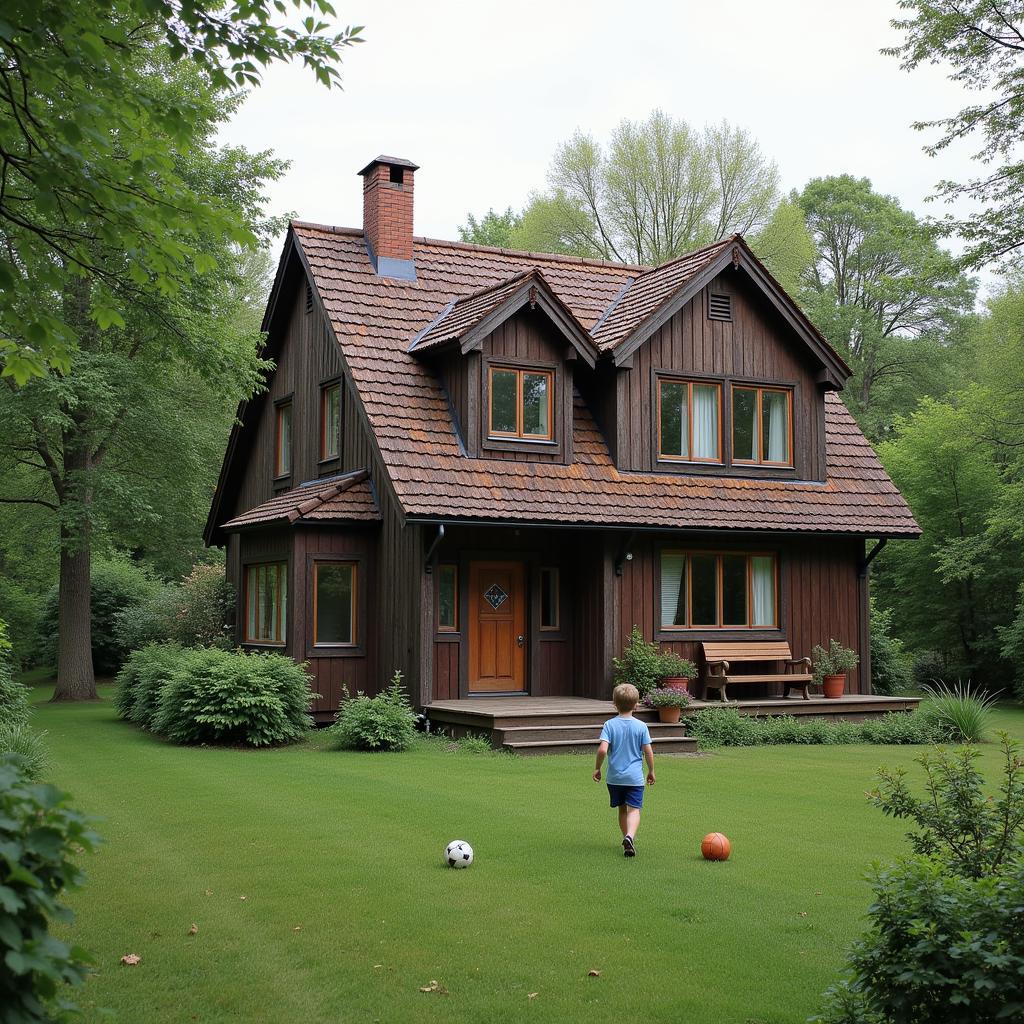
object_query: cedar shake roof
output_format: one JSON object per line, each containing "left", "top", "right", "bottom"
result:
{"left": 223, "top": 471, "right": 380, "bottom": 530}
{"left": 267, "top": 223, "right": 918, "bottom": 538}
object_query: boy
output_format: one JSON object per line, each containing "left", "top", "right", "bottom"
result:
{"left": 592, "top": 683, "right": 655, "bottom": 857}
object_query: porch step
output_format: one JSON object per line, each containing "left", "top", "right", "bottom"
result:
{"left": 492, "top": 722, "right": 684, "bottom": 745}
{"left": 502, "top": 735, "right": 698, "bottom": 757}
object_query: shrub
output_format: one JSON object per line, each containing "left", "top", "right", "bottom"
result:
{"left": 687, "top": 707, "right": 760, "bottom": 748}
{"left": 331, "top": 672, "right": 417, "bottom": 752}
{"left": 114, "top": 642, "right": 194, "bottom": 731}
{"left": 613, "top": 626, "right": 665, "bottom": 697}
{"left": 657, "top": 650, "right": 697, "bottom": 680}
{"left": 113, "top": 584, "right": 181, "bottom": 652}
{"left": 869, "top": 600, "right": 912, "bottom": 696}
{"left": 644, "top": 686, "right": 691, "bottom": 709}
{"left": 0, "top": 723, "right": 49, "bottom": 780}
{"left": 456, "top": 735, "right": 494, "bottom": 755}
{"left": 153, "top": 648, "right": 314, "bottom": 747}
{"left": 859, "top": 711, "right": 942, "bottom": 746}
{"left": 811, "top": 639, "right": 860, "bottom": 683}
{"left": 918, "top": 679, "right": 998, "bottom": 743}
{"left": 0, "top": 619, "right": 31, "bottom": 728}
{"left": 38, "top": 555, "right": 162, "bottom": 674}
{"left": 0, "top": 755, "right": 99, "bottom": 1022}
{"left": 911, "top": 649, "right": 945, "bottom": 689}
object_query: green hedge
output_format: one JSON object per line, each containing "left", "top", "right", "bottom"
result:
{"left": 115, "top": 644, "right": 314, "bottom": 747}
{"left": 0, "top": 618, "right": 30, "bottom": 729}
{"left": 330, "top": 673, "right": 416, "bottom": 752}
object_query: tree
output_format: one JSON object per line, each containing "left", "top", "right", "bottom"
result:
{"left": 0, "top": 58, "right": 273, "bottom": 701}
{"left": 885, "top": 1, "right": 1024, "bottom": 266}
{"left": 457, "top": 208, "right": 522, "bottom": 248}
{"left": 0, "top": 1, "right": 362, "bottom": 382}
{"left": 796, "top": 175, "right": 974, "bottom": 438}
{"left": 747, "top": 196, "right": 816, "bottom": 296}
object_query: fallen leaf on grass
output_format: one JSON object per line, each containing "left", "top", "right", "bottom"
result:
{"left": 528, "top": 992, "right": 539, "bottom": 1000}
{"left": 587, "top": 969, "right": 601, "bottom": 978}
{"left": 373, "top": 964, "right": 383, "bottom": 970}
{"left": 204, "top": 889, "right": 213, "bottom": 897}
{"left": 188, "top": 924, "right": 198, "bottom": 936}
{"left": 798, "top": 912, "right": 808, "bottom": 918}
{"left": 239, "top": 895, "right": 247, "bottom": 901}
{"left": 120, "top": 954, "right": 141, "bottom": 967}
{"left": 419, "top": 980, "right": 449, "bottom": 995}
{"left": 292, "top": 925, "right": 302, "bottom": 932}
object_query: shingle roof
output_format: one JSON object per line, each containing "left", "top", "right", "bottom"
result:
{"left": 223, "top": 471, "right": 380, "bottom": 530}
{"left": 285, "top": 223, "right": 918, "bottom": 538}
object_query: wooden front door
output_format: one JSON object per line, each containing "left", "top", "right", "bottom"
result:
{"left": 468, "top": 561, "right": 526, "bottom": 693}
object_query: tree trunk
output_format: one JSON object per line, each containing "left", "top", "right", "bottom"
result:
{"left": 52, "top": 523, "right": 97, "bottom": 701}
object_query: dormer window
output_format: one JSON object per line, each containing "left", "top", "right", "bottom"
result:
{"left": 657, "top": 378, "right": 721, "bottom": 463}
{"left": 488, "top": 366, "right": 553, "bottom": 441}
{"left": 732, "top": 385, "right": 792, "bottom": 466}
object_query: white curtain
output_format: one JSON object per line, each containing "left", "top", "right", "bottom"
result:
{"left": 661, "top": 553, "right": 686, "bottom": 627}
{"left": 765, "top": 392, "right": 788, "bottom": 462}
{"left": 751, "top": 556, "right": 775, "bottom": 627}
{"left": 692, "top": 385, "right": 719, "bottom": 459}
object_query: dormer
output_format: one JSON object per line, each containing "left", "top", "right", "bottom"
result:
{"left": 409, "top": 269, "right": 598, "bottom": 464}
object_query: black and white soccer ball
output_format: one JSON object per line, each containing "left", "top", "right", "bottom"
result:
{"left": 445, "top": 839, "right": 474, "bottom": 869}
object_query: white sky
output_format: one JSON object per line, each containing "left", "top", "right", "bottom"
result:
{"left": 219, "top": 0, "right": 980, "bottom": 260}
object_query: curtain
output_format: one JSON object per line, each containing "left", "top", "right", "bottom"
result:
{"left": 764, "top": 391, "right": 788, "bottom": 463}
{"left": 661, "top": 553, "right": 686, "bottom": 626}
{"left": 692, "top": 385, "right": 719, "bottom": 459}
{"left": 751, "top": 556, "right": 775, "bottom": 626}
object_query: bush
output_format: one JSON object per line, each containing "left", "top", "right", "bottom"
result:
{"left": 0, "top": 755, "right": 99, "bottom": 1022}
{"left": 0, "top": 619, "right": 30, "bottom": 728}
{"left": 918, "top": 679, "right": 998, "bottom": 743}
{"left": 811, "top": 639, "right": 860, "bottom": 683}
{"left": 456, "top": 735, "right": 493, "bottom": 755}
{"left": 687, "top": 707, "right": 760, "bottom": 747}
{"left": 859, "top": 711, "right": 942, "bottom": 746}
{"left": 113, "top": 584, "right": 181, "bottom": 652}
{"left": 613, "top": 626, "right": 666, "bottom": 697}
{"left": 0, "top": 723, "right": 49, "bottom": 780}
{"left": 331, "top": 672, "right": 417, "bottom": 752}
{"left": 38, "top": 555, "right": 162, "bottom": 674}
{"left": 869, "top": 600, "right": 912, "bottom": 696}
{"left": 911, "top": 649, "right": 945, "bottom": 689}
{"left": 116, "top": 644, "right": 314, "bottom": 747}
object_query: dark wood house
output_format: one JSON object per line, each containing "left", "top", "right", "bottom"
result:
{"left": 205, "top": 155, "right": 919, "bottom": 727}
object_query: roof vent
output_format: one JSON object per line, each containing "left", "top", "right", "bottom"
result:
{"left": 305, "top": 282, "right": 313, "bottom": 314}
{"left": 708, "top": 292, "right": 732, "bottom": 322}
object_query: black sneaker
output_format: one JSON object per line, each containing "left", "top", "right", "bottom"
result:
{"left": 622, "top": 836, "right": 636, "bottom": 858}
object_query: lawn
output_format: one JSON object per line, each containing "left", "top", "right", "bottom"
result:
{"left": 26, "top": 686, "right": 1024, "bottom": 1024}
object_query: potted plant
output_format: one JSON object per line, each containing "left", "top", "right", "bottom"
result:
{"left": 612, "top": 625, "right": 664, "bottom": 697}
{"left": 811, "top": 639, "right": 860, "bottom": 699}
{"left": 643, "top": 685, "right": 692, "bottom": 723}
{"left": 658, "top": 651, "right": 697, "bottom": 692}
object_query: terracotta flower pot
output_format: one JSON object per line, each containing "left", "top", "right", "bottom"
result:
{"left": 657, "top": 706, "right": 682, "bottom": 724}
{"left": 660, "top": 677, "right": 691, "bottom": 693}
{"left": 822, "top": 674, "right": 846, "bottom": 699}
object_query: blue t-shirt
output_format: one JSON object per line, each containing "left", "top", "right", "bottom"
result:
{"left": 599, "top": 715, "right": 652, "bottom": 786}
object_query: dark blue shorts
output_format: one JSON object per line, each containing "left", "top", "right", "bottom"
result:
{"left": 607, "top": 784, "right": 644, "bottom": 809}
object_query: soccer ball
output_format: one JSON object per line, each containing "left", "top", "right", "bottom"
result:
{"left": 445, "top": 840, "right": 474, "bottom": 868}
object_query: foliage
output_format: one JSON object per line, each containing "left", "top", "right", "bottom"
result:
{"left": 0, "top": 723, "right": 49, "bottom": 781}
{"left": 457, "top": 208, "right": 523, "bottom": 248}
{"left": 0, "top": 755, "right": 99, "bottom": 1022}
{"left": 688, "top": 707, "right": 936, "bottom": 749}
{"left": 113, "top": 641, "right": 195, "bottom": 731}
{"left": 38, "top": 555, "right": 162, "bottom": 675}
{"left": 885, "top": 1, "right": 1024, "bottom": 266}
{"left": 868, "top": 600, "right": 912, "bottom": 696}
{"left": 0, "top": 620, "right": 30, "bottom": 728}
{"left": 643, "top": 687, "right": 692, "bottom": 709}
{"left": 868, "top": 736, "right": 1024, "bottom": 878}
{"left": 330, "top": 672, "right": 417, "bottom": 752}
{"left": 613, "top": 626, "right": 666, "bottom": 697}
{"left": 747, "top": 196, "right": 817, "bottom": 295}
{"left": 812, "top": 639, "right": 860, "bottom": 682}
{"left": 911, "top": 650, "right": 946, "bottom": 690}
{"left": 656, "top": 651, "right": 697, "bottom": 679}
{"left": 918, "top": 680, "right": 999, "bottom": 743}
{"left": 0, "top": 1, "right": 361, "bottom": 381}
{"left": 455, "top": 735, "right": 494, "bottom": 755}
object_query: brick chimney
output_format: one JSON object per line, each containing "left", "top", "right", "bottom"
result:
{"left": 358, "top": 155, "right": 419, "bottom": 281}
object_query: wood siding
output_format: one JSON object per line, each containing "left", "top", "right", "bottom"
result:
{"left": 613, "top": 271, "right": 827, "bottom": 480}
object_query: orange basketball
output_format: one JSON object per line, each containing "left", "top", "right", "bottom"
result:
{"left": 701, "top": 832, "right": 731, "bottom": 861}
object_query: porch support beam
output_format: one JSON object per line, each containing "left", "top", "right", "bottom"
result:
{"left": 858, "top": 537, "right": 887, "bottom": 578}
{"left": 423, "top": 523, "right": 445, "bottom": 574}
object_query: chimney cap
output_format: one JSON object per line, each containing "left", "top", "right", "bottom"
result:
{"left": 357, "top": 155, "right": 420, "bottom": 177}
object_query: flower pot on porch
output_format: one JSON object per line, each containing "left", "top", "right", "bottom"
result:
{"left": 657, "top": 706, "right": 682, "bottom": 724}
{"left": 660, "top": 676, "right": 691, "bottom": 693}
{"left": 822, "top": 674, "right": 846, "bottom": 699}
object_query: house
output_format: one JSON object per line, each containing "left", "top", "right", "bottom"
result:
{"left": 205, "top": 155, "right": 919, "bottom": 730}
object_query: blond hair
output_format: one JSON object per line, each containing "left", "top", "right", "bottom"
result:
{"left": 612, "top": 683, "right": 640, "bottom": 712}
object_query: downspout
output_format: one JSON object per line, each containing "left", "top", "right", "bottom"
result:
{"left": 423, "top": 523, "right": 445, "bottom": 574}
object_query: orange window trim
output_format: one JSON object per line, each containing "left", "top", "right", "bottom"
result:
{"left": 243, "top": 562, "right": 286, "bottom": 645}
{"left": 663, "top": 550, "right": 778, "bottom": 630}
{"left": 319, "top": 384, "right": 340, "bottom": 461}
{"left": 731, "top": 384, "right": 794, "bottom": 468}
{"left": 312, "top": 560, "right": 358, "bottom": 647}
{"left": 657, "top": 378, "right": 723, "bottom": 464}
{"left": 275, "top": 403, "right": 291, "bottom": 477}
{"left": 437, "top": 563, "right": 458, "bottom": 632}
{"left": 487, "top": 366, "right": 554, "bottom": 441}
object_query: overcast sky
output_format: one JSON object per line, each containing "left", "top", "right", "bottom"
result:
{"left": 219, "top": 0, "right": 978, "bottom": 258}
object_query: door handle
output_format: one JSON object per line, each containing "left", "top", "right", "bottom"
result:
{"left": 517, "top": 635, "right": 525, "bottom": 647}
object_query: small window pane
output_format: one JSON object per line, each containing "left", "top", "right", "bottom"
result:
{"left": 321, "top": 385, "right": 340, "bottom": 460}
{"left": 659, "top": 381, "right": 688, "bottom": 458}
{"left": 733, "top": 388, "right": 757, "bottom": 461}
{"left": 691, "top": 555, "right": 718, "bottom": 625}
{"left": 438, "top": 565, "right": 457, "bottom": 631}
{"left": 692, "top": 385, "right": 719, "bottom": 459}
{"left": 722, "top": 555, "right": 748, "bottom": 626}
{"left": 277, "top": 404, "right": 292, "bottom": 475}
{"left": 522, "top": 373, "right": 550, "bottom": 437}
{"left": 490, "top": 370, "right": 518, "bottom": 434}
{"left": 752, "top": 556, "right": 776, "bottom": 626}
{"left": 762, "top": 390, "right": 789, "bottom": 463}
{"left": 540, "top": 568, "right": 559, "bottom": 629}
{"left": 246, "top": 563, "right": 286, "bottom": 643}
{"left": 316, "top": 563, "right": 355, "bottom": 645}
{"left": 660, "top": 553, "right": 687, "bottom": 627}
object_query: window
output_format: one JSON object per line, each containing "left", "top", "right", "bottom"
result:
{"left": 539, "top": 568, "right": 559, "bottom": 630}
{"left": 320, "top": 383, "right": 341, "bottom": 461}
{"left": 732, "top": 386, "right": 792, "bottom": 466}
{"left": 314, "top": 562, "right": 356, "bottom": 646}
{"left": 244, "top": 563, "right": 287, "bottom": 644}
{"left": 437, "top": 564, "right": 458, "bottom": 632}
{"left": 660, "top": 551, "right": 777, "bottom": 629}
{"left": 275, "top": 401, "right": 292, "bottom": 477}
{"left": 658, "top": 379, "right": 721, "bottom": 462}
{"left": 488, "top": 366, "right": 553, "bottom": 441}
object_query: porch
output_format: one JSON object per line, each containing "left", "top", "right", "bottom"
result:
{"left": 426, "top": 694, "right": 921, "bottom": 755}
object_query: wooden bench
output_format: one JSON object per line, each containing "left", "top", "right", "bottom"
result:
{"left": 702, "top": 641, "right": 812, "bottom": 702}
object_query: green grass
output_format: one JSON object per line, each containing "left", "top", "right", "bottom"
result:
{"left": 26, "top": 686, "right": 1024, "bottom": 1024}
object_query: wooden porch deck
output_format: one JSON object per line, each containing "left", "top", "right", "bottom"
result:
{"left": 426, "top": 694, "right": 921, "bottom": 755}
